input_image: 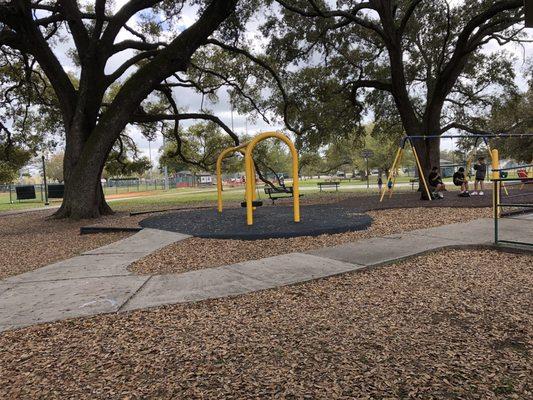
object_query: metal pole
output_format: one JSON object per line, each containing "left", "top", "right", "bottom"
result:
{"left": 491, "top": 149, "right": 500, "bottom": 244}
{"left": 164, "top": 166, "right": 169, "bottom": 190}
{"left": 148, "top": 139, "right": 152, "bottom": 180}
{"left": 42, "top": 155, "right": 49, "bottom": 205}
{"left": 493, "top": 179, "right": 498, "bottom": 244}
{"left": 366, "top": 157, "right": 369, "bottom": 189}
{"left": 380, "top": 146, "right": 402, "bottom": 202}
{"left": 389, "top": 148, "right": 404, "bottom": 199}
{"left": 410, "top": 139, "right": 432, "bottom": 201}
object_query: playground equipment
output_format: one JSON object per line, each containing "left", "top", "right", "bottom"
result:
{"left": 217, "top": 131, "right": 300, "bottom": 226}
{"left": 490, "top": 149, "right": 532, "bottom": 247}
{"left": 381, "top": 133, "right": 533, "bottom": 202}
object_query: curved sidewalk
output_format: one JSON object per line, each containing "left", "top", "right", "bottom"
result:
{"left": 1, "top": 216, "right": 531, "bottom": 332}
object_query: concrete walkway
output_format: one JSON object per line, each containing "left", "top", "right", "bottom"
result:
{"left": 1, "top": 217, "right": 531, "bottom": 332}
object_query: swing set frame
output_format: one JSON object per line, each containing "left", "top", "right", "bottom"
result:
{"left": 380, "top": 133, "right": 533, "bottom": 202}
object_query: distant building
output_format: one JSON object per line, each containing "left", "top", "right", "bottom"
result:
{"left": 197, "top": 173, "right": 213, "bottom": 185}
{"left": 175, "top": 170, "right": 213, "bottom": 187}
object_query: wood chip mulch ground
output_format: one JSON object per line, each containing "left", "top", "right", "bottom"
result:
{"left": 131, "top": 207, "right": 492, "bottom": 275}
{"left": 0, "top": 211, "right": 142, "bottom": 280}
{"left": 1, "top": 248, "right": 531, "bottom": 399}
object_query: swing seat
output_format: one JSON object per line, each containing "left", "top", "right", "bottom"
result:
{"left": 240, "top": 200, "right": 263, "bottom": 207}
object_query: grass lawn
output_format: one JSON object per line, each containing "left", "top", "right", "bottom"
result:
{"left": 0, "top": 192, "right": 63, "bottom": 213}
{"left": 0, "top": 178, "right": 461, "bottom": 214}
{"left": 109, "top": 184, "right": 425, "bottom": 212}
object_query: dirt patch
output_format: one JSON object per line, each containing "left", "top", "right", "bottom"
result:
{"left": 131, "top": 207, "right": 492, "bottom": 275}
{"left": 1, "top": 249, "right": 531, "bottom": 399}
{"left": 0, "top": 211, "right": 142, "bottom": 279}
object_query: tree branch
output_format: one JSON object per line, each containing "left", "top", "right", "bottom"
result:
{"left": 206, "top": 38, "right": 297, "bottom": 133}
{"left": 131, "top": 112, "right": 239, "bottom": 144}
{"left": 190, "top": 61, "right": 270, "bottom": 124}
{"left": 58, "top": 0, "right": 90, "bottom": 59}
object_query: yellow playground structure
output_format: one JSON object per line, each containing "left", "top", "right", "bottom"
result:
{"left": 216, "top": 131, "right": 300, "bottom": 226}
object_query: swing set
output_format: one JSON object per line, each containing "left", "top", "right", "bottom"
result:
{"left": 380, "top": 133, "right": 533, "bottom": 202}
{"left": 216, "top": 131, "right": 300, "bottom": 226}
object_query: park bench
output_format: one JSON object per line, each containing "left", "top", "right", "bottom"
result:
{"left": 317, "top": 181, "right": 340, "bottom": 192}
{"left": 48, "top": 184, "right": 65, "bottom": 198}
{"left": 15, "top": 185, "right": 36, "bottom": 201}
{"left": 409, "top": 179, "right": 418, "bottom": 190}
{"left": 264, "top": 186, "right": 302, "bottom": 204}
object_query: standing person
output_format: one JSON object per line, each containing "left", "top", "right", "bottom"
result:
{"left": 428, "top": 167, "right": 445, "bottom": 199}
{"left": 472, "top": 157, "right": 487, "bottom": 195}
{"left": 377, "top": 174, "right": 383, "bottom": 194}
{"left": 453, "top": 167, "right": 470, "bottom": 197}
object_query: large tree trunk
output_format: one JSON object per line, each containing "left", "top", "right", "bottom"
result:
{"left": 54, "top": 126, "right": 114, "bottom": 219}
{"left": 55, "top": 163, "right": 113, "bottom": 219}
{"left": 410, "top": 135, "right": 440, "bottom": 199}
{"left": 411, "top": 136, "right": 440, "bottom": 176}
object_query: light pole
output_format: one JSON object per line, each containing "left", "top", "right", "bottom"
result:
{"left": 361, "top": 149, "right": 374, "bottom": 190}
{"left": 148, "top": 138, "right": 153, "bottom": 180}
{"left": 366, "top": 156, "right": 369, "bottom": 189}
{"left": 42, "top": 154, "right": 49, "bottom": 205}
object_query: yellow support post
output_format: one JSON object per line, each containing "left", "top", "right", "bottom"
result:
{"left": 380, "top": 146, "right": 402, "bottom": 203}
{"left": 244, "top": 131, "right": 300, "bottom": 225}
{"left": 491, "top": 149, "right": 501, "bottom": 219}
{"left": 250, "top": 158, "right": 257, "bottom": 202}
{"left": 486, "top": 143, "right": 508, "bottom": 196}
{"left": 388, "top": 148, "right": 404, "bottom": 199}
{"left": 216, "top": 143, "right": 247, "bottom": 213}
{"left": 410, "top": 139, "right": 432, "bottom": 201}
{"left": 245, "top": 155, "right": 257, "bottom": 210}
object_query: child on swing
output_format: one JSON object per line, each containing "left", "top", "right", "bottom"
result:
{"left": 428, "top": 167, "right": 445, "bottom": 199}
{"left": 453, "top": 167, "right": 470, "bottom": 197}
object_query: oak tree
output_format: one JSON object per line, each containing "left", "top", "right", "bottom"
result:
{"left": 1, "top": 0, "right": 240, "bottom": 218}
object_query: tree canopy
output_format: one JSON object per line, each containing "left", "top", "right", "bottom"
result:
{"left": 1, "top": 0, "right": 243, "bottom": 218}
{"left": 259, "top": 0, "right": 526, "bottom": 176}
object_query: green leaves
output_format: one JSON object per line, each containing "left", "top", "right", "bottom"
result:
{"left": 104, "top": 152, "right": 152, "bottom": 178}
{"left": 0, "top": 143, "right": 32, "bottom": 184}
{"left": 160, "top": 121, "right": 236, "bottom": 173}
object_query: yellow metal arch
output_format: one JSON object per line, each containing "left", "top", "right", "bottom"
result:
{"left": 216, "top": 144, "right": 246, "bottom": 213}
{"left": 216, "top": 131, "right": 300, "bottom": 226}
{"left": 244, "top": 131, "right": 300, "bottom": 225}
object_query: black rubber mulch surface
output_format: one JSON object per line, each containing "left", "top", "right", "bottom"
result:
{"left": 140, "top": 204, "right": 373, "bottom": 240}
